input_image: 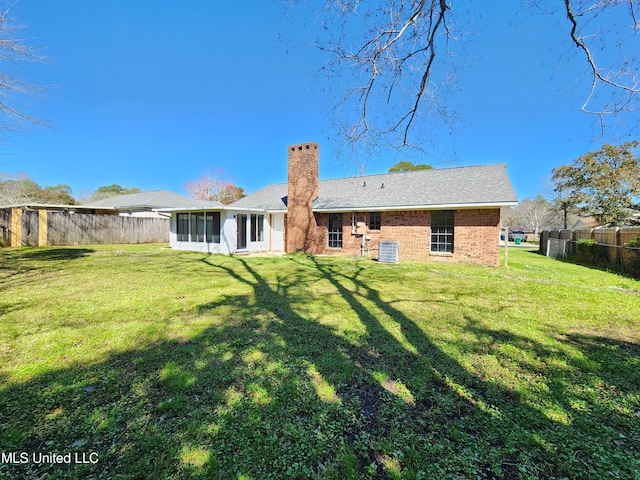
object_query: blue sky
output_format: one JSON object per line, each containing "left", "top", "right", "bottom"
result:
{"left": 3, "top": 1, "right": 638, "bottom": 201}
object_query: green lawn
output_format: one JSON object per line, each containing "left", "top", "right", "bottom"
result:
{"left": 0, "top": 245, "right": 638, "bottom": 479}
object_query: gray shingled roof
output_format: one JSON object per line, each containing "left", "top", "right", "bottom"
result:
{"left": 231, "top": 164, "right": 517, "bottom": 212}
{"left": 230, "top": 183, "right": 289, "bottom": 211}
{"left": 84, "top": 190, "right": 224, "bottom": 209}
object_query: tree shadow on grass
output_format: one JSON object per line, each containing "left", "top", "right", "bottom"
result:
{"left": 0, "top": 253, "right": 638, "bottom": 479}
{"left": 2, "top": 247, "right": 95, "bottom": 262}
{"left": 0, "top": 247, "right": 96, "bottom": 294}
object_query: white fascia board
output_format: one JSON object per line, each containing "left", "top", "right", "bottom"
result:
{"left": 225, "top": 207, "right": 271, "bottom": 213}
{"left": 312, "top": 201, "right": 518, "bottom": 213}
{"left": 153, "top": 206, "right": 269, "bottom": 213}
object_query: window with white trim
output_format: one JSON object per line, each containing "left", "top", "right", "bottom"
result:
{"left": 328, "top": 213, "right": 343, "bottom": 248}
{"left": 176, "top": 212, "right": 221, "bottom": 243}
{"left": 430, "top": 210, "right": 454, "bottom": 253}
{"left": 250, "top": 214, "right": 264, "bottom": 242}
{"left": 177, "top": 213, "right": 189, "bottom": 241}
{"left": 368, "top": 212, "right": 381, "bottom": 231}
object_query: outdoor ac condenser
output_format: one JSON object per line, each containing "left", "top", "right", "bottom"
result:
{"left": 378, "top": 241, "right": 399, "bottom": 264}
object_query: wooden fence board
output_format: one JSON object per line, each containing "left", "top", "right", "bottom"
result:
{"left": 540, "top": 227, "right": 640, "bottom": 275}
{"left": 44, "top": 212, "right": 169, "bottom": 246}
{"left": 22, "top": 210, "right": 39, "bottom": 246}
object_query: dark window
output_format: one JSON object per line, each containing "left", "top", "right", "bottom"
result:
{"left": 328, "top": 213, "right": 343, "bottom": 248}
{"left": 250, "top": 214, "right": 264, "bottom": 242}
{"left": 189, "top": 214, "right": 197, "bottom": 242}
{"left": 206, "top": 212, "right": 221, "bottom": 243}
{"left": 177, "top": 213, "right": 189, "bottom": 241}
{"left": 430, "top": 210, "right": 455, "bottom": 253}
{"left": 368, "top": 212, "right": 381, "bottom": 231}
{"left": 194, "top": 213, "right": 205, "bottom": 242}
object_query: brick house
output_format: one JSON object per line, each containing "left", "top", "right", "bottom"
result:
{"left": 163, "top": 142, "right": 517, "bottom": 266}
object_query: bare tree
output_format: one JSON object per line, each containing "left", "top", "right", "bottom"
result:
{"left": 0, "top": 172, "right": 33, "bottom": 204}
{"left": 184, "top": 168, "right": 245, "bottom": 205}
{"left": 0, "top": 172, "right": 74, "bottom": 205}
{"left": 514, "top": 195, "right": 565, "bottom": 234}
{"left": 287, "top": 1, "right": 639, "bottom": 152}
{"left": 0, "top": 4, "right": 46, "bottom": 138}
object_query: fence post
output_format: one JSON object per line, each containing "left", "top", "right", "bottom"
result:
{"left": 539, "top": 230, "right": 548, "bottom": 255}
{"left": 10, "top": 208, "right": 22, "bottom": 247}
{"left": 38, "top": 210, "right": 48, "bottom": 246}
{"left": 615, "top": 227, "right": 621, "bottom": 269}
{"left": 503, "top": 226, "right": 508, "bottom": 268}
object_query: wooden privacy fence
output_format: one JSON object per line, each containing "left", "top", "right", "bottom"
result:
{"left": 2, "top": 208, "right": 169, "bottom": 247}
{"left": 539, "top": 227, "right": 640, "bottom": 276}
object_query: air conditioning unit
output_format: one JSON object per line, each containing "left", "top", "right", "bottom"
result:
{"left": 378, "top": 241, "right": 399, "bottom": 264}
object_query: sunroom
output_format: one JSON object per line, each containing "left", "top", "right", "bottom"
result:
{"left": 157, "top": 207, "right": 283, "bottom": 254}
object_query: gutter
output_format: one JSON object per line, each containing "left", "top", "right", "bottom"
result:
{"left": 153, "top": 206, "right": 270, "bottom": 213}
{"left": 311, "top": 201, "right": 518, "bottom": 213}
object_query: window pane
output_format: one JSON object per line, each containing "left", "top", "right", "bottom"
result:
{"left": 257, "top": 215, "right": 264, "bottom": 242}
{"left": 205, "top": 212, "right": 221, "bottom": 243}
{"left": 212, "top": 212, "right": 221, "bottom": 243}
{"left": 177, "top": 213, "right": 189, "bottom": 241}
{"left": 430, "top": 210, "right": 454, "bottom": 253}
{"left": 190, "top": 214, "right": 197, "bottom": 243}
{"left": 328, "top": 213, "right": 343, "bottom": 248}
{"left": 250, "top": 214, "right": 258, "bottom": 242}
{"left": 369, "top": 212, "right": 381, "bottom": 230}
{"left": 196, "top": 213, "right": 205, "bottom": 242}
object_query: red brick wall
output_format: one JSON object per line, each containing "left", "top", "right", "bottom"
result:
{"left": 283, "top": 141, "right": 500, "bottom": 265}
{"left": 308, "top": 209, "right": 501, "bottom": 266}
{"left": 453, "top": 209, "right": 501, "bottom": 266}
{"left": 285, "top": 143, "right": 320, "bottom": 253}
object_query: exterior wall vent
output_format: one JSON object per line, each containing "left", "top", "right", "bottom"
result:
{"left": 378, "top": 241, "right": 399, "bottom": 264}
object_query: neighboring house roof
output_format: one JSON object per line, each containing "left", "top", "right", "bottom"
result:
{"left": 0, "top": 203, "right": 116, "bottom": 212}
{"left": 84, "top": 190, "right": 224, "bottom": 209}
{"left": 231, "top": 164, "right": 518, "bottom": 212}
{"left": 572, "top": 217, "right": 599, "bottom": 230}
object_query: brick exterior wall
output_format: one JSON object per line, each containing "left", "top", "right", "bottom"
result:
{"left": 283, "top": 142, "right": 501, "bottom": 265}
{"left": 285, "top": 143, "right": 322, "bottom": 253}
{"left": 309, "top": 209, "right": 501, "bottom": 266}
{"left": 453, "top": 209, "right": 501, "bottom": 266}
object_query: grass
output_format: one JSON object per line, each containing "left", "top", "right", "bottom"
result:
{"left": 0, "top": 244, "right": 638, "bottom": 479}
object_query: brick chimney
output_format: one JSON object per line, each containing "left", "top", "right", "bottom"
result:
{"left": 286, "top": 142, "right": 320, "bottom": 252}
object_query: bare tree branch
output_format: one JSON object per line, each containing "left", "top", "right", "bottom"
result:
{"left": 285, "top": 1, "right": 640, "bottom": 158}
{"left": 0, "top": 4, "right": 47, "bottom": 137}
{"left": 564, "top": 0, "right": 639, "bottom": 119}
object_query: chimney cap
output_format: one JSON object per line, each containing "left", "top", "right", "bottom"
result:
{"left": 289, "top": 142, "right": 319, "bottom": 152}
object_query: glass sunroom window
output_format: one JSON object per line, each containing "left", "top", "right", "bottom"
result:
{"left": 250, "top": 214, "right": 264, "bottom": 242}
{"left": 177, "top": 213, "right": 189, "bottom": 241}
{"left": 206, "top": 212, "right": 221, "bottom": 243}
{"left": 179, "top": 212, "right": 220, "bottom": 243}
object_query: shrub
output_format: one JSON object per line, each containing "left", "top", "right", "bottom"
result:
{"left": 625, "top": 235, "right": 640, "bottom": 248}
{"left": 624, "top": 236, "right": 640, "bottom": 278}
{"left": 575, "top": 239, "right": 599, "bottom": 263}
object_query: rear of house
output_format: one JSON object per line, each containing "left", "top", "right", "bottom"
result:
{"left": 166, "top": 142, "right": 518, "bottom": 266}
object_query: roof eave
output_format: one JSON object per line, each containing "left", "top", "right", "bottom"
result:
{"left": 154, "top": 206, "right": 268, "bottom": 213}
{"left": 311, "top": 201, "right": 518, "bottom": 213}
